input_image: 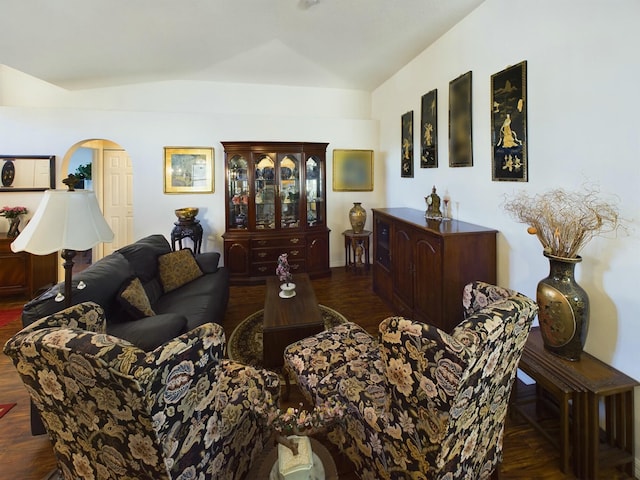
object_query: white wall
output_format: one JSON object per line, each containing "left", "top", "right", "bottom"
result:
{"left": 0, "top": 79, "right": 379, "bottom": 267}
{"left": 372, "top": 0, "right": 640, "bottom": 468}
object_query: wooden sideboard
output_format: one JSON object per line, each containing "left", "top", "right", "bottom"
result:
{"left": 372, "top": 208, "right": 497, "bottom": 332}
{"left": 0, "top": 235, "right": 57, "bottom": 299}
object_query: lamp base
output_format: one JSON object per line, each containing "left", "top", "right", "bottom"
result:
{"left": 61, "top": 249, "right": 77, "bottom": 308}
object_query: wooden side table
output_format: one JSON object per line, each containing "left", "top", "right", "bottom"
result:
{"left": 342, "top": 229, "right": 371, "bottom": 272}
{"left": 516, "top": 327, "right": 638, "bottom": 478}
{"left": 171, "top": 220, "right": 203, "bottom": 254}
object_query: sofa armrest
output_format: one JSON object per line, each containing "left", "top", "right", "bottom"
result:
{"left": 20, "top": 301, "right": 107, "bottom": 334}
{"left": 195, "top": 251, "right": 221, "bottom": 274}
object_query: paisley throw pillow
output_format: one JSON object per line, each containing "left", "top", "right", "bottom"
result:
{"left": 158, "top": 249, "right": 204, "bottom": 293}
{"left": 118, "top": 277, "right": 155, "bottom": 319}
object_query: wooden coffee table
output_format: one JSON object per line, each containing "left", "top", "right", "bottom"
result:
{"left": 263, "top": 273, "right": 324, "bottom": 371}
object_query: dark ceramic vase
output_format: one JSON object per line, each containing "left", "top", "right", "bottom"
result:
{"left": 536, "top": 252, "right": 590, "bottom": 361}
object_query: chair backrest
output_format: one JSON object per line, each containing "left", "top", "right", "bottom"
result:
{"left": 440, "top": 282, "right": 537, "bottom": 477}
{"left": 379, "top": 281, "right": 537, "bottom": 478}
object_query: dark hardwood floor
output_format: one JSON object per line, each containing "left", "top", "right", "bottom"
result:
{"left": 0, "top": 267, "right": 634, "bottom": 479}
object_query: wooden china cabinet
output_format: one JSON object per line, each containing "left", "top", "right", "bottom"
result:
{"left": 222, "top": 141, "right": 330, "bottom": 284}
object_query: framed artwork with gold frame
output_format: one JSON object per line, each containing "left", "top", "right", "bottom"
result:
{"left": 332, "top": 149, "right": 374, "bottom": 191}
{"left": 164, "top": 147, "right": 214, "bottom": 193}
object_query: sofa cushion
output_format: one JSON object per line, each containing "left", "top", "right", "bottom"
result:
{"left": 117, "top": 234, "right": 172, "bottom": 282}
{"left": 107, "top": 313, "right": 188, "bottom": 351}
{"left": 118, "top": 277, "right": 156, "bottom": 319}
{"left": 154, "top": 267, "right": 229, "bottom": 329}
{"left": 158, "top": 249, "right": 204, "bottom": 293}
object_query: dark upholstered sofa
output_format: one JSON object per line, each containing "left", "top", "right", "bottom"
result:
{"left": 22, "top": 234, "right": 230, "bottom": 351}
{"left": 22, "top": 234, "right": 230, "bottom": 435}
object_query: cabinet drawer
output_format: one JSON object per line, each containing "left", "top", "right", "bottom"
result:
{"left": 251, "top": 259, "right": 304, "bottom": 277}
{"left": 252, "top": 236, "right": 304, "bottom": 248}
{"left": 252, "top": 247, "right": 305, "bottom": 262}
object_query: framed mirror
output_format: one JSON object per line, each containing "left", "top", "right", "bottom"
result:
{"left": 0, "top": 155, "right": 55, "bottom": 191}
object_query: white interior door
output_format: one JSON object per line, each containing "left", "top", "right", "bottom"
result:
{"left": 103, "top": 149, "right": 133, "bottom": 255}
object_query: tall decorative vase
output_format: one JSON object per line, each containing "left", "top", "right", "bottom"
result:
{"left": 6, "top": 217, "right": 20, "bottom": 238}
{"left": 348, "top": 202, "right": 367, "bottom": 234}
{"left": 536, "top": 252, "right": 590, "bottom": 361}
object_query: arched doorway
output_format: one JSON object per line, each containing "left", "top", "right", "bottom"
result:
{"left": 62, "top": 139, "right": 133, "bottom": 272}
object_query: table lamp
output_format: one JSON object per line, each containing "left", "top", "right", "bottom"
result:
{"left": 11, "top": 175, "right": 114, "bottom": 307}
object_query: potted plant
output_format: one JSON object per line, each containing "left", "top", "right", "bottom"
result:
{"left": 504, "top": 185, "right": 623, "bottom": 360}
{"left": 74, "top": 163, "right": 92, "bottom": 189}
{"left": 0, "top": 205, "right": 28, "bottom": 238}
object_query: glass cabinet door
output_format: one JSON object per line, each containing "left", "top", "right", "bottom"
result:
{"left": 255, "top": 154, "right": 276, "bottom": 230}
{"left": 228, "top": 155, "right": 249, "bottom": 229}
{"left": 306, "top": 155, "right": 324, "bottom": 227}
{"left": 279, "top": 154, "right": 301, "bottom": 229}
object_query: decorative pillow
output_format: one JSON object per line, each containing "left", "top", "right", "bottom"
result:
{"left": 118, "top": 277, "right": 156, "bottom": 319}
{"left": 158, "top": 249, "right": 204, "bottom": 293}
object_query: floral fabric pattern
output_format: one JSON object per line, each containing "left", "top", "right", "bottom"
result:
{"left": 4, "top": 301, "right": 280, "bottom": 480}
{"left": 284, "top": 281, "right": 538, "bottom": 479}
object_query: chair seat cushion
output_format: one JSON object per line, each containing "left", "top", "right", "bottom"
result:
{"left": 285, "top": 321, "right": 378, "bottom": 399}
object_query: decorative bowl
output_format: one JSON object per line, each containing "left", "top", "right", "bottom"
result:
{"left": 175, "top": 207, "right": 199, "bottom": 221}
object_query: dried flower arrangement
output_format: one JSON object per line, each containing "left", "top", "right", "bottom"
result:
{"left": 0, "top": 206, "right": 28, "bottom": 219}
{"left": 503, "top": 185, "right": 622, "bottom": 258}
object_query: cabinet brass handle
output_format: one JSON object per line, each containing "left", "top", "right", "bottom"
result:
{"left": 291, "top": 264, "right": 300, "bottom": 270}
{"left": 258, "top": 266, "right": 268, "bottom": 272}
{"left": 290, "top": 250, "right": 299, "bottom": 256}
{"left": 258, "top": 252, "right": 267, "bottom": 258}
{"left": 257, "top": 240, "right": 267, "bottom": 246}
{"left": 290, "top": 238, "right": 300, "bottom": 244}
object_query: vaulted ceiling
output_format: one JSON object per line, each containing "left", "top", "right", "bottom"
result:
{"left": 0, "top": 0, "right": 484, "bottom": 91}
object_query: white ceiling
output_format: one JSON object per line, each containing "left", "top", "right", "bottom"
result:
{"left": 0, "top": 0, "right": 484, "bottom": 92}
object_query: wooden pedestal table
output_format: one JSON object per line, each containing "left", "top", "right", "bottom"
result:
{"left": 517, "top": 327, "right": 638, "bottom": 478}
{"left": 263, "top": 273, "right": 324, "bottom": 397}
{"left": 171, "top": 219, "right": 203, "bottom": 254}
{"left": 342, "top": 229, "right": 371, "bottom": 272}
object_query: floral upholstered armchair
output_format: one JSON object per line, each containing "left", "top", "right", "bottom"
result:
{"left": 284, "top": 281, "right": 538, "bottom": 479}
{"left": 4, "top": 302, "right": 280, "bottom": 480}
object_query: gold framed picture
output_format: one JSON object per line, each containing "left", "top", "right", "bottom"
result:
{"left": 164, "top": 147, "right": 214, "bottom": 193}
{"left": 332, "top": 149, "right": 374, "bottom": 191}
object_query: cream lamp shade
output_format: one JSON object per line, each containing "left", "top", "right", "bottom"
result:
{"left": 11, "top": 189, "right": 114, "bottom": 255}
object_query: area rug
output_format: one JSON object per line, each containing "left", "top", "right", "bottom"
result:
{"left": 0, "top": 403, "right": 16, "bottom": 420}
{"left": 228, "top": 304, "right": 348, "bottom": 369}
{"left": 0, "top": 307, "right": 22, "bottom": 328}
